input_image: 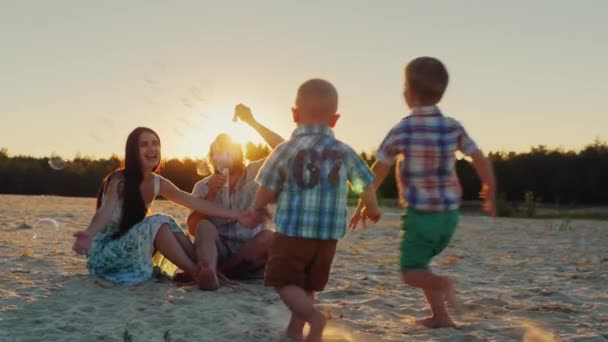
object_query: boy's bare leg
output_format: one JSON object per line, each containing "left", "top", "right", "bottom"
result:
{"left": 194, "top": 220, "right": 220, "bottom": 290}
{"left": 401, "top": 270, "right": 456, "bottom": 328}
{"left": 285, "top": 291, "right": 314, "bottom": 341}
{"left": 417, "top": 289, "right": 455, "bottom": 328}
{"left": 278, "top": 286, "right": 326, "bottom": 342}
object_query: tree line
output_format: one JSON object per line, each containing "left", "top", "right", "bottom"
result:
{"left": 1, "top": 140, "right": 607, "bottom": 206}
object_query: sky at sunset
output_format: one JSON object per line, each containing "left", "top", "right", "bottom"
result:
{"left": 2, "top": 1, "right": 607, "bottom": 159}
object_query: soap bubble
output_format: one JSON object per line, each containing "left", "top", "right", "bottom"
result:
{"left": 48, "top": 156, "right": 67, "bottom": 170}
{"left": 33, "top": 218, "right": 59, "bottom": 243}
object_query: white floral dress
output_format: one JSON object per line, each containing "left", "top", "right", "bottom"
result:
{"left": 86, "top": 175, "right": 185, "bottom": 284}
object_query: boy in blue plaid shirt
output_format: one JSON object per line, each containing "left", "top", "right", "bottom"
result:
{"left": 253, "top": 79, "right": 381, "bottom": 341}
{"left": 351, "top": 57, "right": 496, "bottom": 329}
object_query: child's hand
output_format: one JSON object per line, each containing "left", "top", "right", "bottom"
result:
{"left": 479, "top": 184, "right": 496, "bottom": 217}
{"left": 233, "top": 103, "right": 256, "bottom": 125}
{"left": 72, "top": 231, "right": 92, "bottom": 255}
{"left": 348, "top": 205, "right": 364, "bottom": 230}
{"left": 238, "top": 208, "right": 270, "bottom": 229}
{"left": 362, "top": 206, "right": 381, "bottom": 224}
{"left": 349, "top": 206, "right": 380, "bottom": 230}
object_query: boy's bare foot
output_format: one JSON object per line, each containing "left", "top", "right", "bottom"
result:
{"left": 195, "top": 261, "right": 219, "bottom": 291}
{"left": 442, "top": 277, "right": 461, "bottom": 313}
{"left": 285, "top": 315, "right": 305, "bottom": 341}
{"left": 415, "top": 316, "right": 456, "bottom": 329}
{"left": 305, "top": 311, "right": 326, "bottom": 342}
{"left": 285, "top": 329, "right": 304, "bottom": 342}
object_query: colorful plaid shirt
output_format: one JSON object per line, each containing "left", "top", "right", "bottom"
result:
{"left": 376, "top": 106, "right": 479, "bottom": 212}
{"left": 256, "top": 125, "right": 374, "bottom": 240}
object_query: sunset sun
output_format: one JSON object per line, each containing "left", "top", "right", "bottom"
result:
{"left": 173, "top": 101, "right": 267, "bottom": 159}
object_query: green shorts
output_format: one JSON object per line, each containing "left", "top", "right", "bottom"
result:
{"left": 400, "top": 208, "right": 459, "bottom": 271}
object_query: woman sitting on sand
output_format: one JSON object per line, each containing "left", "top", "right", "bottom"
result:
{"left": 71, "top": 127, "right": 261, "bottom": 285}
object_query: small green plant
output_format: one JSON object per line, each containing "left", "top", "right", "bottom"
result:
{"left": 163, "top": 330, "right": 172, "bottom": 342}
{"left": 496, "top": 193, "right": 514, "bottom": 217}
{"left": 123, "top": 329, "right": 133, "bottom": 342}
{"left": 524, "top": 191, "right": 539, "bottom": 218}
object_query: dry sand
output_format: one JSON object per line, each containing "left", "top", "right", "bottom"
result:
{"left": 0, "top": 194, "right": 607, "bottom": 341}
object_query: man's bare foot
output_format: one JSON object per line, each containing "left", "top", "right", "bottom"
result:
{"left": 195, "top": 261, "right": 219, "bottom": 291}
{"left": 415, "top": 316, "right": 456, "bottom": 329}
{"left": 305, "top": 311, "right": 326, "bottom": 342}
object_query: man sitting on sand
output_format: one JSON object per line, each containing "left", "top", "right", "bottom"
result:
{"left": 186, "top": 104, "right": 284, "bottom": 290}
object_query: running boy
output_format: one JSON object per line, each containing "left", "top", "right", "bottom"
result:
{"left": 350, "top": 57, "right": 496, "bottom": 328}
{"left": 253, "top": 79, "right": 381, "bottom": 341}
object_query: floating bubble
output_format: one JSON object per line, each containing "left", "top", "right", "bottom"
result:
{"left": 90, "top": 131, "right": 104, "bottom": 143}
{"left": 189, "top": 86, "right": 204, "bottom": 102}
{"left": 179, "top": 96, "right": 193, "bottom": 108}
{"left": 173, "top": 127, "right": 184, "bottom": 137}
{"left": 48, "top": 156, "right": 67, "bottom": 170}
{"left": 177, "top": 117, "right": 190, "bottom": 126}
{"left": 33, "top": 218, "right": 59, "bottom": 243}
{"left": 196, "top": 160, "right": 211, "bottom": 177}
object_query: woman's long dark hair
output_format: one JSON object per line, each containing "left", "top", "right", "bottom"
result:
{"left": 95, "top": 127, "right": 162, "bottom": 239}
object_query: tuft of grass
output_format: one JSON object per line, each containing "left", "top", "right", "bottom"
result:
{"left": 496, "top": 193, "right": 515, "bottom": 217}
{"left": 163, "top": 330, "right": 171, "bottom": 342}
{"left": 524, "top": 191, "right": 540, "bottom": 218}
{"left": 123, "top": 329, "right": 132, "bottom": 342}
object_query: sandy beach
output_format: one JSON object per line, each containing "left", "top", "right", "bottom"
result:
{"left": 0, "top": 194, "right": 606, "bottom": 341}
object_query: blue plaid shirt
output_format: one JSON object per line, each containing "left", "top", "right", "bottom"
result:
{"left": 376, "top": 106, "right": 479, "bottom": 211}
{"left": 256, "top": 125, "right": 374, "bottom": 240}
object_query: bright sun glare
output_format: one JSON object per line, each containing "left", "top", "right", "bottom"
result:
{"left": 174, "top": 101, "right": 266, "bottom": 159}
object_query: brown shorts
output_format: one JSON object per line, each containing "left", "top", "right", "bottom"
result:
{"left": 264, "top": 233, "right": 338, "bottom": 292}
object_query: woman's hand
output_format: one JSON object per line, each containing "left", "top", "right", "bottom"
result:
{"left": 72, "top": 231, "right": 92, "bottom": 255}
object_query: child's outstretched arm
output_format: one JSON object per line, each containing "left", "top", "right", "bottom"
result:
{"left": 470, "top": 150, "right": 496, "bottom": 217}
{"left": 369, "top": 161, "right": 392, "bottom": 190}
{"left": 251, "top": 186, "right": 277, "bottom": 219}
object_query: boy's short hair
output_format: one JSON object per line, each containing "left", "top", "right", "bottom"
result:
{"left": 295, "top": 78, "right": 338, "bottom": 116}
{"left": 405, "top": 57, "right": 449, "bottom": 105}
